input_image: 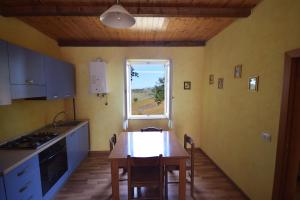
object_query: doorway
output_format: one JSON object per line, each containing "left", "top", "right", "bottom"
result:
{"left": 273, "top": 49, "right": 300, "bottom": 200}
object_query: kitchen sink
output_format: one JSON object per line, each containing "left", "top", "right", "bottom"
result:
{"left": 55, "top": 120, "right": 82, "bottom": 127}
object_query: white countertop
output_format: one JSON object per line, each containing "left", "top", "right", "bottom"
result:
{"left": 0, "top": 120, "right": 89, "bottom": 175}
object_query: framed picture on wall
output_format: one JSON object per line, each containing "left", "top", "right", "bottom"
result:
{"left": 234, "top": 64, "right": 242, "bottom": 78}
{"left": 184, "top": 81, "right": 191, "bottom": 90}
{"left": 209, "top": 74, "right": 214, "bottom": 84}
{"left": 218, "top": 78, "right": 224, "bottom": 89}
{"left": 248, "top": 76, "right": 259, "bottom": 91}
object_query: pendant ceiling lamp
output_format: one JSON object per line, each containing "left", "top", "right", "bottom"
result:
{"left": 100, "top": 0, "right": 136, "bottom": 29}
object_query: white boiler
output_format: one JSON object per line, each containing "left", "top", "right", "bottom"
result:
{"left": 89, "top": 60, "right": 109, "bottom": 94}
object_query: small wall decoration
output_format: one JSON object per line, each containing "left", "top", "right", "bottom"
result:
{"left": 234, "top": 64, "right": 242, "bottom": 78}
{"left": 249, "top": 76, "right": 259, "bottom": 91}
{"left": 184, "top": 81, "right": 191, "bottom": 90}
{"left": 218, "top": 78, "right": 224, "bottom": 89}
{"left": 209, "top": 74, "right": 214, "bottom": 84}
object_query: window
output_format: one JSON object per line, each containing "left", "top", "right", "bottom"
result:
{"left": 125, "top": 59, "right": 171, "bottom": 119}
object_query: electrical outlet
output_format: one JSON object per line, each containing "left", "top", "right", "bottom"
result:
{"left": 261, "top": 132, "right": 272, "bottom": 143}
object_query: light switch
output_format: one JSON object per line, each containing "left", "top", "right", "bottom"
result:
{"left": 261, "top": 132, "right": 272, "bottom": 143}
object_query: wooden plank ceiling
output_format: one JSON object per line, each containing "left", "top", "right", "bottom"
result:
{"left": 0, "top": 0, "right": 261, "bottom": 46}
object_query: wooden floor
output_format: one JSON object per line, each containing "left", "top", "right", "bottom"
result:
{"left": 55, "top": 149, "right": 248, "bottom": 200}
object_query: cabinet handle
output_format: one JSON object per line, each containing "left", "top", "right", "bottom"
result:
{"left": 25, "top": 80, "right": 34, "bottom": 84}
{"left": 17, "top": 166, "right": 28, "bottom": 177}
{"left": 19, "top": 181, "right": 31, "bottom": 193}
{"left": 53, "top": 95, "right": 58, "bottom": 99}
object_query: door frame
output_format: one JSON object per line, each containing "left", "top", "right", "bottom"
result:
{"left": 273, "top": 49, "right": 300, "bottom": 200}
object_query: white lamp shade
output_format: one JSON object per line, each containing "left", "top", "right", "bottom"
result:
{"left": 100, "top": 4, "right": 136, "bottom": 29}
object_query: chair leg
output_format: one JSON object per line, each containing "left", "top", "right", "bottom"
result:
{"left": 160, "top": 184, "right": 163, "bottom": 200}
{"left": 190, "top": 172, "right": 194, "bottom": 197}
{"left": 165, "top": 169, "right": 168, "bottom": 200}
{"left": 128, "top": 186, "right": 132, "bottom": 200}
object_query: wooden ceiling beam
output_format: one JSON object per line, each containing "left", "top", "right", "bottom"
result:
{"left": 0, "top": 5, "right": 252, "bottom": 17}
{"left": 0, "top": 1, "right": 259, "bottom": 8}
{"left": 57, "top": 40, "right": 206, "bottom": 47}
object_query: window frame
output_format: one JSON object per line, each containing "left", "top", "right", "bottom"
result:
{"left": 125, "top": 59, "right": 171, "bottom": 120}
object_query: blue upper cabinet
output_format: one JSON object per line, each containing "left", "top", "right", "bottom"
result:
{"left": 8, "top": 43, "right": 45, "bottom": 85}
{"left": 7, "top": 43, "right": 46, "bottom": 99}
{"left": 63, "top": 63, "right": 75, "bottom": 99}
{"left": 44, "top": 56, "right": 75, "bottom": 100}
{"left": 0, "top": 40, "right": 11, "bottom": 105}
{"left": 44, "top": 56, "right": 63, "bottom": 100}
{"left": 0, "top": 176, "right": 6, "bottom": 200}
{"left": 0, "top": 40, "right": 75, "bottom": 103}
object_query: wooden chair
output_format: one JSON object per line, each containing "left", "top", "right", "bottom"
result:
{"left": 109, "top": 133, "right": 117, "bottom": 152}
{"left": 140, "top": 127, "right": 163, "bottom": 132}
{"left": 127, "top": 155, "right": 164, "bottom": 200}
{"left": 164, "top": 134, "right": 195, "bottom": 198}
{"left": 109, "top": 134, "right": 127, "bottom": 180}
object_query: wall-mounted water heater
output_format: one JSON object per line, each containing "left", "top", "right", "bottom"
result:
{"left": 89, "top": 60, "right": 109, "bottom": 94}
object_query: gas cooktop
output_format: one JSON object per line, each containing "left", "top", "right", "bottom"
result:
{"left": 0, "top": 131, "right": 59, "bottom": 150}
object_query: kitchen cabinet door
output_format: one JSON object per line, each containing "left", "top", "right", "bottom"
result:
{"left": 44, "top": 56, "right": 75, "bottom": 100}
{"left": 62, "top": 62, "right": 75, "bottom": 99}
{"left": 66, "top": 131, "right": 76, "bottom": 173}
{"left": 66, "top": 130, "right": 80, "bottom": 174}
{"left": 8, "top": 43, "right": 45, "bottom": 85}
{"left": 79, "top": 124, "right": 89, "bottom": 161}
{"left": 44, "top": 56, "right": 63, "bottom": 100}
{"left": 66, "top": 125, "right": 89, "bottom": 174}
{"left": 0, "top": 40, "right": 11, "bottom": 105}
{"left": 0, "top": 176, "right": 6, "bottom": 200}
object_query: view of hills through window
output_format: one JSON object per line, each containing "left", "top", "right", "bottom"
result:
{"left": 130, "top": 63, "right": 165, "bottom": 115}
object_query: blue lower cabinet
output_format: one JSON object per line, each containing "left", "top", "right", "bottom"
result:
{"left": 79, "top": 124, "right": 89, "bottom": 161}
{"left": 3, "top": 155, "right": 42, "bottom": 200}
{"left": 67, "top": 124, "right": 89, "bottom": 174}
{"left": 2, "top": 123, "right": 89, "bottom": 200}
{"left": 66, "top": 130, "right": 78, "bottom": 174}
{"left": 0, "top": 176, "right": 6, "bottom": 200}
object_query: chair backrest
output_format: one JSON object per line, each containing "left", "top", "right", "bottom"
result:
{"left": 127, "top": 155, "right": 163, "bottom": 183}
{"left": 127, "top": 155, "right": 163, "bottom": 199}
{"left": 140, "top": 127, "right": 163, "bottom": 132}
{"left": 109, "top": 133, "right": 117, "bottom": 152}
{"left": 184, "top": 134, "right": 195, "bottom": 169}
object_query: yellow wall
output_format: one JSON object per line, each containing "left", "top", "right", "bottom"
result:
{"left": 60, "top": 47, "right": 204, "bottom": 151}
{"left": 0, "top": 17, "right": 71, "bottom": 141}
{"left": 201, "top": 0, "right": 300, "bottom": 199}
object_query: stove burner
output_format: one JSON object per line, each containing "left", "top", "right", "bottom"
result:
{"left": 0, "top": 131, "right": 59, "bottom": 150}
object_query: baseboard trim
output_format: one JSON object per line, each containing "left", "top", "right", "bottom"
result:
{"left": 198, "top": 148, "right": 250, "bottom": 200}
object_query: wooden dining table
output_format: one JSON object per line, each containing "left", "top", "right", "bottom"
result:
{"left": 108, "top": 131, "right": 189, "bottom": 200}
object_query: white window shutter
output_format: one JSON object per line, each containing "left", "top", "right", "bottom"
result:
{"left": 168, "top": 60, "right": 173, "bottom": 129}
{"left": 123, "top": 60, "right": 129, "bottom": 130}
